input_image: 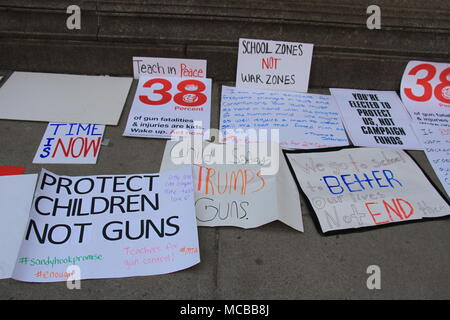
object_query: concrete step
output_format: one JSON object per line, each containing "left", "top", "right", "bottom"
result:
{"left": 0, "top": 0, "right": 449, "bottom": 89}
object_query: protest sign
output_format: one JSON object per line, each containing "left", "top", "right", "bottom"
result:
{"left": 330, "top": 88, "right": 422, "bottom": 149}
{"left": 160, "top": 139, "right": 304, "bottom": 231}
{"left": 400, "top": 61, "right": 450, "bottom": 198}
{"left": 400, "top": 60, "right": 450, "bottom": 125}
{"left": 220, "top": 86, "right": 349, "bottom": 149}
{"left": 0, "top": 174, "right": 37, "bottom": 279}
{"left": 0, "top": 166, "right": 25, "bottom": 176}
{"left": 286, "top": 148, "right": 449, "bottom": 233}
{"left": 124, "top": 76, "right": 211, "bottom": 139}
{"left": 236, "top": 38, "right": 313, "bottom": 93}
{"left": 133, "top": 57, "right": 207, "bottom": 79}
{"left": 12, "top": 167, "right": 199, "bottom": 282}
{"left": 415, "top": 124, "right": 450, "bottom": 198}
{"left": 33, "top": 123, "right": 105, "bottom": 164}
{"left": 0, "top": 72, "right": 132, "bottom": 125}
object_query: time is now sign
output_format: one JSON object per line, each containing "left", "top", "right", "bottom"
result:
{"left": 236, "top": 38, "right": 314, "bottom": 93}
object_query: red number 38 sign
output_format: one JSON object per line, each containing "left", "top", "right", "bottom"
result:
{"left": 401, "top": 60, "right": 450, "bottom": 106}
{"left": 139, "top": 78, "right": 208, "bottom": 107}
{"left": 124, "top": 76, "right": 212, "bottom": 139}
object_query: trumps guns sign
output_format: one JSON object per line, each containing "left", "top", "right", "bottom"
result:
{"left": 286, "top": 148, "right": 449, "bottom": 233}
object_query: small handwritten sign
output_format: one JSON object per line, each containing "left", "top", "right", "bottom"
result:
{"left": 33, "top": 123, "right": 105, "bottom": 164}
{"left": 416, "top": 124, "right": 450, "bottom": 198}
{"left": 160, "top": 140, "right": 304, "bottom": 231}
{"left": 330, "top": 89, "right": 422, "bottom": 150}
{"left": 236, "top": 38, "right": 313, "bottom": 93}
{"left": 286, "top": 148, "right": 449, "bottom": 233}
{"left": 133, "top": 57, "right": 207, "bottom": 79}
{"left": 220, "top": 86, "right": 349, "bottom": 149}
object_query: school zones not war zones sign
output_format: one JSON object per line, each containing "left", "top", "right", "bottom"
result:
{"left": 236, "top": 38, "right": 313, "bottom": 93}
{"left": 286, "top": 148, "right": 449, "bottom": 233}
{"left": 11, "top": 167, "right": 200, "bottom": 282}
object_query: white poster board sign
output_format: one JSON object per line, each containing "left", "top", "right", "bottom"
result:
{"left": 12, "top": 167, "right": 200, "bottom": 282}
{"left": 0, "top": 174, "right": 37, "bottom": 279}
{"left": 220, "top": 86, "right": 349, "bottom": 149}
{"left": 160, "top": 140, "right": 303, "bottom": 231}
{"left": 236, "top": 38, "right": 313, "bottom": 93}
{"left": 124, "top": 76, "right": 211, "bottom": 139}
{"left": 286, "top": 148, "right": 449, "bottom": 233}
{"left": 330, "top": 88, "right": 422, "bottom": 150}
{"left": 0, "top": 72, "right": 132, "bottom": 125}
{"left": 400, "top": 60, "right": 450, "bottom": 124}
{"left": 133, "top": 57, "right": 207, "bottom": 79}
{"left": 33, "top": 123, "right": 105, "bottom": 164}
{"left": 400, "top": 60, "right": 450, "bottom": 198}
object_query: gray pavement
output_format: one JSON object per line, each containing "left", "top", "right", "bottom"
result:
{"left": 0, "top": 74, "right": 448, "bottom": 299}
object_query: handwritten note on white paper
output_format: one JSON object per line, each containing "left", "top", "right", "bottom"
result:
{"left": 160, "top": 140, "right": 304, "bottom": 231}
{"left": 416, "top": 124, "right": 450, "bottom": 198}
{"left": 133, "top": 57, "right": 207, "bottom": 79}
{"left": 220, "top": 86, "right": 349, "bottom": 149}
{"left": 286, "top": 148, "right": 449, "bottom": 233}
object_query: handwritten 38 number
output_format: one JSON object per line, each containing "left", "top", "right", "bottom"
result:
{"left": 139, "top": 78, "right": 207, "bottom": 107}
{"left": 403, "top": 63, "right": 450, "bottom": 103}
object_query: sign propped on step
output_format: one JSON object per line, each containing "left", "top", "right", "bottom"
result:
{"left": 133, "top": 57, "right": 207, "bottom": 79}
{"left": 160, "top": 139, "right": 304, "bottom": 231}
{"left": 236, "top": 38, "right": 313, "bottom": 93}
{"left": 124, "top": 76, "right": 211, "bottom": 139}
{"left": 220, "top": 86, "right": 349, "bottom": 149}
{"left": 33, "top": 123, "right": 105, "bottom": 164}
{"left": 286, "top": 148, "right": 449, "bottom": 233}
{"left": 400, "top": 60, "right": 450, "bottom": 125}
{"left": 400, "top": 60, "right": 450, "bottom": 198}
{"left": 12, "top": 167, "right": 200, "bottom": 282}
{"left": 330, "top": 89, "right": 422, "bottom": 150}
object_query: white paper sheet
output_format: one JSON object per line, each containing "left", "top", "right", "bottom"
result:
{"left": 0, "top": 72, "right": 132, "bottom": 125}
{"left": 124, "top": 76, "right": 211, "bottom": 139}
{"left": 220, "top": 86, "right": 349, "bottom": 149}
{"left": 160, "top": 140, "right": 304, "bottom": 231}
{"left": 133, "top": 57, "right": 207, "bottom": 79}
{"left": 33, "top": 123, "right": 105, "bottom": 164}
{"left": 286, "top": 148, "right": 449, "bottom": 233}
{"left": 330, "top": 88, "right": 422, "bottom": 150}
{"left": 415, "top": 124, "right": 450, "bottom": 198}
{"left": 12, "top": 167, "right": 200, "bottom": 282}
{"left": 0, "top": 174, "right": 37, "bottom": 279}
{"left": 236, "top": 38, "right": 313, "bottom": 93}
